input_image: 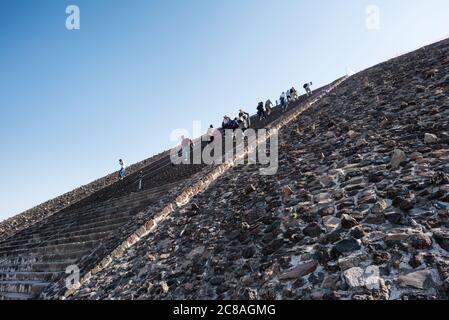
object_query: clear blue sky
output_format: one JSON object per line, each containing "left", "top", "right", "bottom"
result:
{"left": 1, "top": 0, "right": 449, "bottom": 221}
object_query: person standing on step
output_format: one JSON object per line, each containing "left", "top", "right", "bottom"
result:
{"left": 280, "top": 92, "right": 288, "bottom": 112}
{"left": 138, "top": 171, "right": 144, "bottom": 191}
{"left": 222, "top": 115, "right": 231, "bottom": 129}
{"left": 304, "top": 82, "right": 313, "bottom": 97}
{"left": 265, "top": 99, "right": 274, "bottom": 117}
{"left": 118, "top": 159, "right": 126, "bottom": 180}
{"left": 279, "top": 93, "right": 284, "bottom": 112}
{"left": 181, "top": 135, "right": 194, "bottom": 162}
{"left": 257, "top": 102, "right": 266, "bottom": 120}
{"left": 290, "top": 87, "right": 298, "bottom": 101}
{"left": 207, "top": 125, "right": 218, "bottom": 143}
{"left": 239, "top": 109, "right": 251, "bottom": 127}
{"left": 286, "top": 89, "right": 292, "bottom": 102}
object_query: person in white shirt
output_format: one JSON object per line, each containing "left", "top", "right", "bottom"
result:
{"left": 281, "top": 92, "right": 288, "bottom": 112}
{"left": 304, "top": 82, "right": 313, "bottom": 96}
{"left": 207, "top": 125, "right": 218, "bottom": 143}
{"left": 118, "top": 159, "right": 126, "bottom": 180}
{"left": 290, "top": 87, "right": 298, "bottom": 101}
{"left": 239, "top": 109, "right": 251, "bottom": 128}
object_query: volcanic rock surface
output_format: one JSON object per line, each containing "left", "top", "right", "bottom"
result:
{"left": 67, "top": 38, "right": 449, "bottom": 300}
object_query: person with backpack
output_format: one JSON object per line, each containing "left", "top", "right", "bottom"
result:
{"left": 304, "top": 82, "right": 313, "bottom": 96}
{"left": 257, "top": 102, "right": 266, "bottom": 120}
{"left": 231, "top": 118, "right": 240, "bottom": 130}
{"left": 118, "top": 159, "right": 126, "bottom": 180}
{"left": 222, "top": 116, "right": 238, "bottom": 130}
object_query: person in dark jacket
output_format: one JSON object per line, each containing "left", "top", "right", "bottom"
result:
{"left": 257, "top": 102, "right": 266, "bottom": 120}
{"left": 222, "top": 116, "right": 231, "bottom": 129}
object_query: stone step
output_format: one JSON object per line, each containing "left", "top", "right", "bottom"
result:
{"left": 0, "top": 280, "right": 50, "bottom": 296}
{"left": 0, "top": 204, "right": 128, "bottom": 246}
{"left": 0, "top": 207, "right": 125, "bottom": 245}
{"left": 0, "top": 271, "right": 63, "bottom": 282}
{"left": 17, "top": 187, "right": 166, "bottom": 231}
{"left": 0, "top": 248, "right": 92, "bottom": 265}
{"left": 113, "top": 160, "right": 202, "bottom": 195}
{"left": 89, "top": 187, "right": 168, "bottom": 207}
{"left": 75, "top": 175, "right": 176, "bottom": 207}
{"left": 0, "top": 261, "right": 76, "bottom": 273}
{"left": 0, "top": 231, "right": 113, "bottom": 253}
{"left": 29, "top": 197, "right": 150, "bottom": 229}
{"left": 54, "top": 188, "right": 162, "bottom": 218}
{"left": 0, "top": 291, "right": 35, "bottom": 300}
{"left": 42, "top": 220, "right": 128, "bottom": 239}
{"left": 20, "top": 209, "right": 135, "bottom": 236}
{"left": 0, "top": 216, "right": 131, "bottom": 249}
{"left": 0, "top": 239, "right": 100, "bottom": 258}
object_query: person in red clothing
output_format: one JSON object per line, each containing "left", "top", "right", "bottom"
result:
{"left": 181, "top": 135, "right": 194, "bottom": 162}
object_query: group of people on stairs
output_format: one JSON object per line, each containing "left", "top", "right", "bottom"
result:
{"left": 117, "top": 82, "right": 314, "bottom": 180}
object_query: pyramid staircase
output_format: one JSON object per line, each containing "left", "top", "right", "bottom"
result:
{"left": 0, "top": 81, "right": 339, "bottom": 300}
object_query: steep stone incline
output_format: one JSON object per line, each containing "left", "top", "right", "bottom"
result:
{"left": 0, "top": 82, "right": 335, "bottom": 300}
{"left": 69, "top": 38, "right": 449, "bottom": 300}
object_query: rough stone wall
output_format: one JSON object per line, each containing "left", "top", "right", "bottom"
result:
{"left": 68, "top": 38, "right": 449, "bottom": 300}
{"left": 0, "top": 151, "right": 169, "bottom": 242}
